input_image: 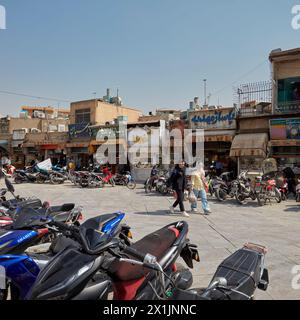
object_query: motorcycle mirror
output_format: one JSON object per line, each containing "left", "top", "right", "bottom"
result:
{"left": 5, "top": 177, "right": 15, "bottom": 194}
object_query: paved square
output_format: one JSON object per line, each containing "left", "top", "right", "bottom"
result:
{"left": 3, "top": 181, "right": 300, "bottom": 300}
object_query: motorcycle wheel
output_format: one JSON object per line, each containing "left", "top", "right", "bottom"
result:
{"left": 236, "top": 193, "right": 246, "bottom": 205}
{"left": 36, "top": 176, "right": 45, "bottom": 184}
{"left": 126, "top": 181, "right": 136, "bottom": 190}
{"left": 257, "top": 193, "right": 266, "bottom": 207}
{"left": 159, "top": 185, "right": 168, "bottom": 195}
{"left": 50, "top": 174, "right": 63, "bottom": 185}
{"left": 296, "top": 193, "right": 300, "bottom": 203}
{"left": 109, "top": 178, "right": 116, "bottom": 187}
{"left": 14, "top": 176, "right": 23, "bottom": 184}
{"left": 145, "top": 181, "right": 152, "bottom": 194}
{"left": 216, "top": 188, "right": 227, "bottom": 202}
{"left": 274, "top": 188, "right": 282, "bottom": 203}
{"left": 80, "top": 179, "right": 89, "bottom": 188}
{"left": 281, "top": 192, "right": 287, "bottom": 201}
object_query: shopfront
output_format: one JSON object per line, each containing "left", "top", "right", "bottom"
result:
{"left": 269, "top": 118, "right": 300, "bottom": 176}
{"left": 189, "top": 108, "right": 237, "bottom": 170}
{"left": 230, "top": 133, "right": 269, "bottom": 175}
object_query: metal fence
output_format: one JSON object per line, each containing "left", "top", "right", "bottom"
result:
{"left": 234, "top": 81, "right": 273, "bottom": 117}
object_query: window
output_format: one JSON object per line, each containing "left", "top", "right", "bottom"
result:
{"left": 75, "top": 109, "right": 91, "bottom": 124}
{"left": 278, "top": 77, "right": 300, "bottom": 103}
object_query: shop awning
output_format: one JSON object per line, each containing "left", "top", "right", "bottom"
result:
{"left": 230, "top": 133, "right": 269, "bottom": 157}
{"left": 41, "top": 144, "right": 60, "bottom": 150}
{"left": 66, "top": 142, "right": 90, "bottom": 148}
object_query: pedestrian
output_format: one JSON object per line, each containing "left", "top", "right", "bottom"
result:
{"left": 190, "top": 164, "right": 212, "bottom": 215}
{"left": 170, "top": 161, "right": 189, "bottom": 218}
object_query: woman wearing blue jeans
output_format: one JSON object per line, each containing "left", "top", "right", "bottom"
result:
{"left": 191, "top": 168, "right": 212, "bottom": 215}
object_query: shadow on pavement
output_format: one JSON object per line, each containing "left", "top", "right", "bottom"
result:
{"left": 284, "top": 205, "right": 300, "bottom": 212}
{"left": 134, "top": 210, "right": 185, "bottom": 217}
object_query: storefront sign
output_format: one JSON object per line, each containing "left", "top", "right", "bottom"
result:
{"left": 270, "top": 118, "right": 300, "bottom": 140}
{"left": 69, "top": 124, "right": 91, "bottom": 139}
{"left": 189, "top": 109, "right": 236, "bottom": 130}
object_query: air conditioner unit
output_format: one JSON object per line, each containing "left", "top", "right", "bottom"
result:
{"left": 30, "top": 128, "right": 41, "bottom": 134}
{"left": 33, "top": 111, "right": 46, "bottom": 119}
{"left": 48, "top": 125, "right": 58, "bottom": 132}
{"left": 58, "top": 124, "right": 66, "bottom": 132}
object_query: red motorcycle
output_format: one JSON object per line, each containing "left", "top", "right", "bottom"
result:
{"left": 255, "top": 176, "right": 282, "bottom": 206}
{"left": 80, "top": 167, "right": 115, "bottom": 188}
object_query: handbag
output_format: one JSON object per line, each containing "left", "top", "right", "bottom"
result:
{"left": 201, "top": 176, "right": 209, "bottom": 193}
{"left": 188, "top": 190, "right": 197, "bottom": 204}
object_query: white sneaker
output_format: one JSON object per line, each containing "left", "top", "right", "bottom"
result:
{"left": 191, "top": 208, "right": 199, "bottom": 214}
{"left": 170, "top": 206, "right": 175, "bottom": 214}
{"left": 181, "top": 211, "right": 190, "bottom": 218}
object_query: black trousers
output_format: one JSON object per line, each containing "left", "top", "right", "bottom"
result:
{"left": 173, "top": 189, "right": 185, "bottom": 212}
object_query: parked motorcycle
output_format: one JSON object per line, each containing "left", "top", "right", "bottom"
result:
{"left": 0, "top": 175, "right": 43, "bottom": 219}
{"left": 13, "top": 168, "right": 38, "bottom": 184}
{"left": 114, "top": 172, "right": 136, "bottom": 190}
{"left": 21, "top": 221, "right": 268, "bottom": 301}
{"left": 255, "top": 175, "right": 282, "bottom": 206}
{"left": 0, "top": 212, "right": 132, "bottom": 300}
{"left": 277, "top": 177, "right": 289, "bottom": 201}
{"left": 214, "top": 172, "right": 238, "bottom": 202}
{"left": 235, "top": 171, "right": 257, "bottom": 205}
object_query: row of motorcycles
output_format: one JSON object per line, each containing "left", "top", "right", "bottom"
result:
{"left": 0, "top": 172, "right": 269, "bottom": 300}
{"left": 69, "top": 166, "right": 136, "bottom": 190}
{"left": 144, "top": 170, "right": 173, "bottom": 195}
{"left": 207, "top": 170, "right": 296, "bottom": 206}
{"left": 11, "top": 164, "right": 136, "bottom": 190}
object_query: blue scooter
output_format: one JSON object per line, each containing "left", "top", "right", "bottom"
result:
{"left": 0, "top": 212, "right": 130, "bottom": 300}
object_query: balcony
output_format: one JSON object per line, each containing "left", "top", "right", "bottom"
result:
{"left": 275, "top": 101, "right": 300, "bottom": 114}
{"left": 238, "top": 102, "right": 272, "bottom": 118}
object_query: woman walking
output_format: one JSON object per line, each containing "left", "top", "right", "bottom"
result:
{"left": 169, "top": 161, "right": 189, "bottom": 218}
{"left": 190, "top": 165, "right": 212, "bottom": 215}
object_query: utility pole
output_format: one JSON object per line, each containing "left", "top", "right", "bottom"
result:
{"left": 203, "top": 79, "right": 207, "bottom": 107}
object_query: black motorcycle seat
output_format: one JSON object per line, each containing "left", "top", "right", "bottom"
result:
{"left": 49, "top": 235, "right": 81, "bottom": 255}
{"left": 81, "top": 213, "right": 120, "bottom": 231}
{"left": 108, "top": 226, "right": 179, "bottom": 282}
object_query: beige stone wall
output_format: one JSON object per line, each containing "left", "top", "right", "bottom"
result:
{"left": 70, "top": 99, "right": 142, "bottom": 125}
{"left": 8, "top": 118, "right": 69, "bottom": 133}
{"left": 96, "top": 101, "right": 141, "bottom": 124}
{"left": 239, "top": 117, "right": 270, "bottom": 133}
{"left": 25, "top": 132, "right": 69, "bottom": 144}
{"left": 274, "top": 59, "right": 300, "bottom": 79}
{"left": 70, "top": 100, "right": 97, "bottom": 124}
{"left": 9, "top": 118, "right": 41, "bottom": 133}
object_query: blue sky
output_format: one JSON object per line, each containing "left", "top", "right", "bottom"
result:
{"left": 0, "top": 0, "right": 299, "bottom": 116}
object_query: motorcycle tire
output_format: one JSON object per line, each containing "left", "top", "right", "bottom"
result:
{"left": 50, "top": 174, "right": 63, "bottom": 185}
{"left": 274, "top": 188, "right": 282, "bottom": 203}
{"left": 36, "top": 176, "right": 45, "bottom": 184}
{"left": 236, "top": 193, "right": 246, "bottom": 205}
{"left": 257, "top": 193, "right": 266, "bottom": 207}
{"left": 281, "top": 192, "right": 287, "bottom": 201}
{"left": 159, "top": 185, "right": 168, "bottom": 195}
{"left": 126, "top": 181, "right": 136, "bottom": 190}
{"left": 80, "top": 179, "right": 89, "bottom": 188}
{"left": 296, "top": 193, "right": 300, "bottom": 203}
{"left": 14, "top": 176, "right": 23, "bottom": 184}
{"left": 216, "top": 188, "right": 227, "bottom": 202}
{"left": 109, "top": 178, "right": 116, "bottom": 187}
